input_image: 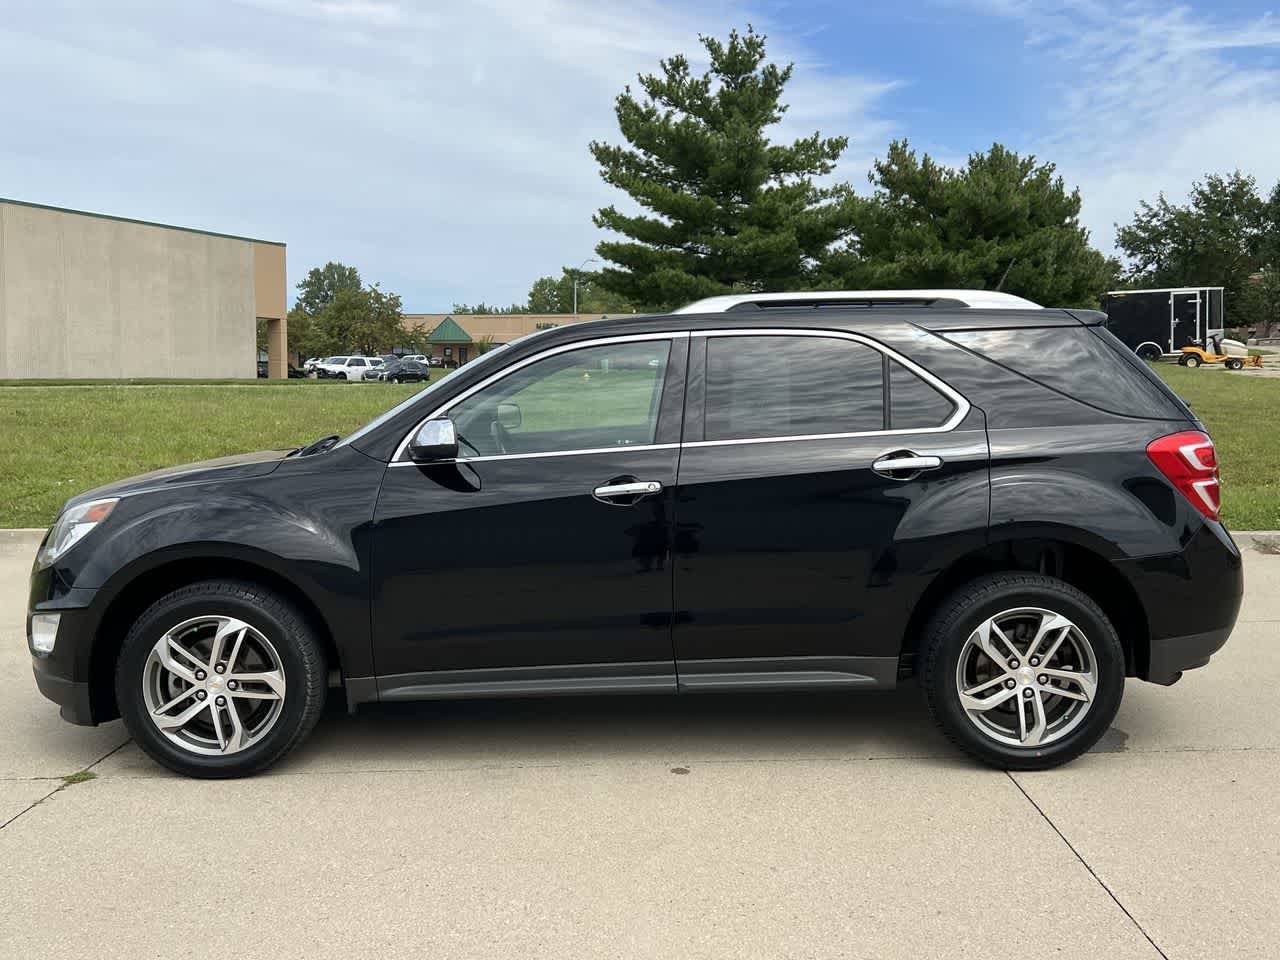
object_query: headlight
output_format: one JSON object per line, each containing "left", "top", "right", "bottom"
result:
{"left": 38, "top": 498, "right": 119, "bottom": 567}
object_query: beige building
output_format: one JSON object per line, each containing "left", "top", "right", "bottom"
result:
{"left": 402, "top": 312, "right": 630, "bottom": 364}
{"left": 0, "top": 198, "right": 287, "bottom": 379}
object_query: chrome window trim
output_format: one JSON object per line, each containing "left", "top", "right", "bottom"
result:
{"left": 391, "top": 331, "right": 689, "bottom": 463}
{"left": 388, "top": 442, "right": 681, "bottom": 467}
{"left": 390, "top": 326, "right": 970, "bottom": 465}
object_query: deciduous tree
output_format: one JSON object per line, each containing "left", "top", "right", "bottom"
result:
{"left": 1115, "top": 171, "right": 1272, "bottom": 327}
{"left": 295, "top": 262, "right": 363, "bottom": 317}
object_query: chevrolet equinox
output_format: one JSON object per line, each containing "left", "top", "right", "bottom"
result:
{"left": 28, "top": 290, "right": 1243, "bottom": 777}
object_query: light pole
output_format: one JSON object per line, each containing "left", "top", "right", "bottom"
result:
{"left": 573, "top": 257, "right": 598, "bottom": 320}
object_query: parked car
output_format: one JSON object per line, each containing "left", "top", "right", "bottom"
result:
{"left": 315, "top": 356, "right": 380, "bottom": 381}
{"left": 256, "top": 360, "right": 269, "bottom": 378}
{"left": 425, "top": 356, "right": 443, "bottom": 367}
{"left": 375, "top": 359, "right": 431, "bottom": 383}
{"left": 28, "top": 289, "right": 1242, "bottom": 778}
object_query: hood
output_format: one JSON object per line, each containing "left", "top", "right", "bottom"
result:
{"left": 66, "top": 449, "right": 293, "bottom": 510}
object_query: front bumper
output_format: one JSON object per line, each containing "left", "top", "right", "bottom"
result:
{"left": 32, "top": 662, "right": 96, "bottom": 725}
{"left": 29, "top": 566, "right": 108, "bottom": 725}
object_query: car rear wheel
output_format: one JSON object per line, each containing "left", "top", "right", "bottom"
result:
{"left": 115, "top": 580, "right": 327, "bottom": 778}
{"left": 921, "top": 573, "right": 1124, "bottom": 770}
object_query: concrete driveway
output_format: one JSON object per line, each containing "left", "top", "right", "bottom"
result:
{"left": 2, "top": 528, "right": 1277, "bottom": 959}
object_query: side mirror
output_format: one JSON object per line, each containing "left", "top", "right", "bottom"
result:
{"left": 408, "top": 418, "right": 459, "bottom": 462}
{"left": 497, "top": 401, "right": 522, "bottom": 430}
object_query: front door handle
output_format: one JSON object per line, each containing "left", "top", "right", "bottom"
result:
{"left": 871, "top": 454, "right": 943, "bottom": 478}
{"left": 593, "top": 479, "right": 663, "bottom": 500}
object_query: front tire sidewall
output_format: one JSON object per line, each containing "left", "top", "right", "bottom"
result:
{"left": 925, "top": 578, "right": 1125, "bottom": 769}
{"left": 116, "top": 584, "right": 325, "bottom": 778}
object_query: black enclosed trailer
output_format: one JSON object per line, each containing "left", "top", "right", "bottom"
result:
{"left": 1100, "top": 287, "right": 1224, "bottom": 360}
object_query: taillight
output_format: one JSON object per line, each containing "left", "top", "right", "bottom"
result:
{"left": 1146, "top": 430, "right": 1220, "bottom": 521}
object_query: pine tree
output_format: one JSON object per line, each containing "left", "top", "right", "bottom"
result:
{"left": 826, "top": 141, "right": 1118, "bottom": 308}
{"left": 590, "top": 26, "right": 856, "bottom": 311}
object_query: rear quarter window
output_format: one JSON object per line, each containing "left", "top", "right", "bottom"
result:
{"left": 941, "top": 327, "right": 1187, "bottom": 420}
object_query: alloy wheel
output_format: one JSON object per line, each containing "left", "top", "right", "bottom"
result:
{"left": 141, "top": 615, "right": 287, "bottom": 756}
{"left": 954, "top": 607, "right": 1098, "bottom": 748}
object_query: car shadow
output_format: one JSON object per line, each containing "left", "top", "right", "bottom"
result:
{"left": 283, "top": 682, "right": 958, "bottom": 772}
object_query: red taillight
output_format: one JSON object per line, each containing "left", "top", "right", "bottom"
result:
{"left": 1146, "top": 430, "right": 1220, "bottom": 521}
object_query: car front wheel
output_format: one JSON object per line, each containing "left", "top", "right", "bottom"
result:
{"left": 115, "top": 580, "right": 327, "bottom": 778}
{"left": 921, "top": 573, "right": 1124, "bottom": 770}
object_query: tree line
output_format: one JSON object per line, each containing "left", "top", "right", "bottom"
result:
{"left": 287, "top": 24, "right": 1280, "bottom": 358}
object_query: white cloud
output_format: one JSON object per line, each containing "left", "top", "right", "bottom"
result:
{"left": 0, "top": 0, "right": 896, "bottom": 308}
{"left": 965, "top": 0, "right": 1280, "bottom": 256}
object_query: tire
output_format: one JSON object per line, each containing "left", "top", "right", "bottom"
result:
{"left": 115, "top": 580, "right": 327, "bottom": 778}
{"left": 1184, "top": 354, "right": 1202, "bottom": 368}
{"left": 1226, "top": 358, "right": 1243, "bottom": 371}
{"left": 337, "top": 372, "right": 347, "bottom": 380}
{"left": 921, "top": 573, "right": 1125, "bottom": 770}
{"left": 1136, "top": 343, "right": 1162, "bottom": 362}
{"left": 391, "top": 376, "right": 401, "bottom": 384}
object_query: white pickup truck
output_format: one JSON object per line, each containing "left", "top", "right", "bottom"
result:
{"left": 315, "top": 356, "right": 383, "bottom": 381}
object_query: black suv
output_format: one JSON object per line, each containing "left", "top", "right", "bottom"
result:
{"left": 28, "top": 291, "right": 1242, "bottom": 777}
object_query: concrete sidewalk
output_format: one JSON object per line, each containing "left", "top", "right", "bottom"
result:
{"left": 1, "top": 530, "right": 1276, "bottom": 958}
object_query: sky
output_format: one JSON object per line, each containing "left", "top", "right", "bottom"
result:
{"left": 2, "top": 0, "right": 1279, "bottom": 310}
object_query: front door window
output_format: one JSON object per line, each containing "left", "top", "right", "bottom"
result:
{"left": 447, "top": 339, "right": 672, "bottom": 457}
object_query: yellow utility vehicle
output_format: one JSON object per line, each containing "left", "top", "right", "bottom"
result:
{"left": 1177, "top": 337, "right": 1262, "bottom": 371}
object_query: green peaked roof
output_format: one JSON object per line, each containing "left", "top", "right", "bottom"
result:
{"left": 427, "top": 316, "right": 473, "bottom": 343}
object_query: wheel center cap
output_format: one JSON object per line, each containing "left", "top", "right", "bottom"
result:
{"left": 1017, "top": 667, "right": 1036, "bottom": 686}
{"left": 207, "top": 675, "right": 224, "bottom": 691}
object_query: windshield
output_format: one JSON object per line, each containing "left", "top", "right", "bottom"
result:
{"left": 334, "top": 340, "right": 521, "bottom": 450}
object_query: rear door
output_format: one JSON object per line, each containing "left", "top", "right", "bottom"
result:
{"left": 671, "top": 330, "right": 990, "bottom": 690}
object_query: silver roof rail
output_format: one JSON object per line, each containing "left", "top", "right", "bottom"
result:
{"left": 672, "top": 289, "right": 1042, "bottom": 313}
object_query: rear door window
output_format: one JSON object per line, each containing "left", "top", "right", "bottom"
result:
{"left": 704, "top": 335, "right": 884, "bottom": 441}
{"left": 889, "top": 359, "right": 955, "bottom": 429}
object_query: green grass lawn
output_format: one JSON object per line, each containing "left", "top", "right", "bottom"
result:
{"left": 1153, "top": 366, "right": 1280, "bottom": 530}
{"left": 2, "top": 366, "right": 1277, "bottom": 530}
{"left": 0, "top": 380, "right": 427, "bottom": 527}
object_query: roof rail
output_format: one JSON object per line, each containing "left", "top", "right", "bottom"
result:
{"left": 671, "top": 290, "right": 1042, "bottom": 313}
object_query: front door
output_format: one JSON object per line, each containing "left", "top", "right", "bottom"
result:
{"left": 371, "top": 334, "right": 687, "bottom": 698}
{"left": 672, "top": 331, "right": 989, "bottom": 690}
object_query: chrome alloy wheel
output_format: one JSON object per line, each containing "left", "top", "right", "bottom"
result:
{"left": 142, "top": 615, "right": 287, "bottom": 756}
{"left": 955, "top": 607, "right": 1099, "bottom": 748}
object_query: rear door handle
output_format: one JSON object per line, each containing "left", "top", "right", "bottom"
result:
{"left": 871, "top": 454, "right": 943, "bottom": 478}
{"left": 593, "top": 480, "right": 663, "bottom": 499}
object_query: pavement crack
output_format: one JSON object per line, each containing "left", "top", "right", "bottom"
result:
{"left": 0, "top": 783, "right": 64, "bottom": 830}
{"left": 0, "top": 738, "right": 129, "bottom": 831}
{"left": 1007, "top": 771, "right": 1169, "bottom": 960}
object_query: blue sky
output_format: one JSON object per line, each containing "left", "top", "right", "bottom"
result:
{"left": 2, "top": 0, "right": 1279, "bottom": 310}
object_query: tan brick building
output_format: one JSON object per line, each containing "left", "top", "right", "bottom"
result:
{"left": 402, "top": 311, "right": 633, "bottom": 364}
{"left": 0, "top": 198, "right": 287, "bottom": 379}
